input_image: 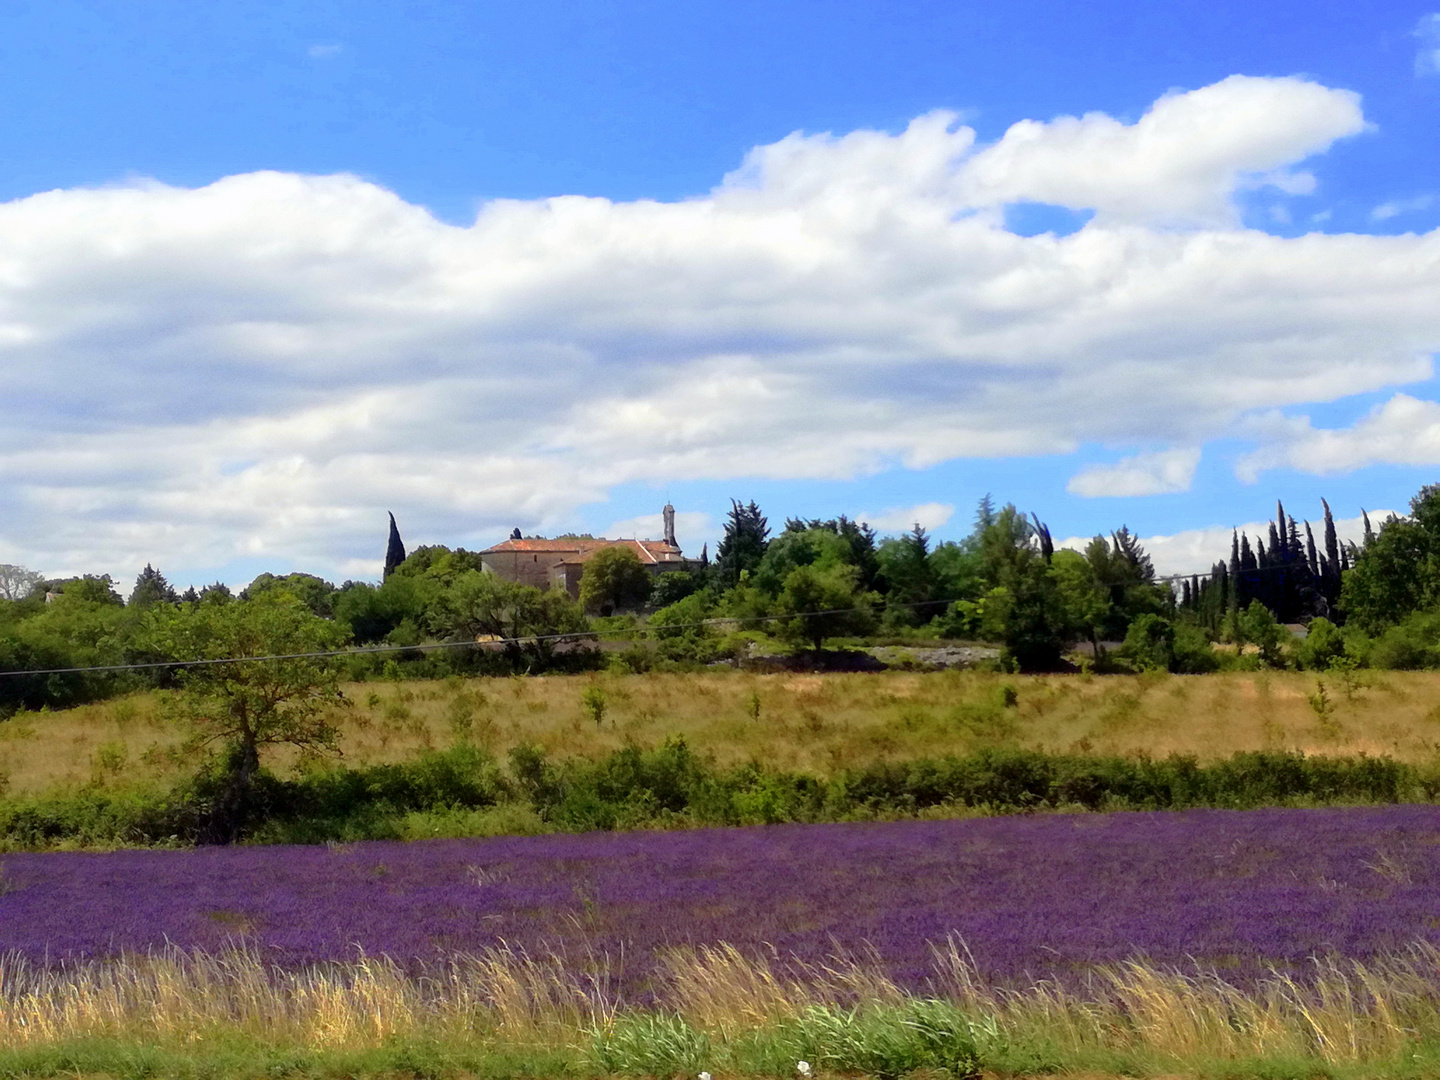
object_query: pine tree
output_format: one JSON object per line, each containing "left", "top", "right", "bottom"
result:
{"left": 384, "top": 513, "right": 407, "bottom": 580}
{"left": 974, "top": 494, "right": 997, "bottom": 533}
{"left": 130, "top": 564, "right": 179, "bottom": 608}
{"left": 715, "top": 500, "right": 770, "bottom": 586}
{"left": 1111, "top": 526, "right": 1154, "bottom": 583}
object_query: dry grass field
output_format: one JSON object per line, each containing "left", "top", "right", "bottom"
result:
{"left": 3, "top": 668, "right": 1440, "bottom": 797}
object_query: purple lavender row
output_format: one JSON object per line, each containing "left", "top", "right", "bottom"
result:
{"left": 3, "top": 805, "right": 1438, "bottom": 994}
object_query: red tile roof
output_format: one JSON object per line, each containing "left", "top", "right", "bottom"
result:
{"left": 484, "top": 536, "right": 686, "bottom": 564}
{"left": 481, "top": 538, "right": 612, "bottom": 554}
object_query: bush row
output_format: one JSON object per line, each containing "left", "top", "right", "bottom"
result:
{"left": 0, "top": 743, "right": 1431, "bottom": 850}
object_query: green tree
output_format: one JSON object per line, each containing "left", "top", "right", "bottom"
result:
{"left": 142, "top": 594, "right": 349, "bottom": 844}
{"left": 1050, "top": 549, "right": 1110, "bottom": 655}
{"left": 383, "top": 512, "right": 407, "bottom": 579}
{"left": 1341, "top": 485, "right": 1440, "bottom": 633}
{"left": 876, "top": 524, "right": 939, "bottom": 622}
{"left": 428, "top": 571, "right": 587, "bottom": 670}
{"left": 578, "top": 545, "right": 653, "bottom": 614}
{"left": 715, "top": 499, "right": 770, "bottom": 587}
{"left": 754, "top": 523, "right": 858, "bottom": 596}
{"left": 975, "top": 504, "right": 1068, "bottom": 670}
{"left": 1235, "top": 599, "right": 1287, "bottom": 668}
{"left": 775, "top": 563, "right": 877, "bottom": 651}
{"left": 241, "top": 572, "right": 337, "bottom": 617}
{"left": 130, "top": 564, "right": 180, "bottom": 608}
{"left": 649, "top": 570, "right": 699, "bottom": 607}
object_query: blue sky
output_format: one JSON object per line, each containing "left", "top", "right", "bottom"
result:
{"left": 0, "top": 1, "right": 1438, "bottom": 589}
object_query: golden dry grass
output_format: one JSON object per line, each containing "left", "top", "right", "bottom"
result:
{"left": 4, "top": 941, "right": 1440, "bottom": 1071}
{"left": 4, "top": 668, "right": 1440, "bottom": 797}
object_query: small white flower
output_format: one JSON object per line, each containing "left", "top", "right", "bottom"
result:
{"left": 797, "top": 1062, "right": 812, "bottom": 1078}
{"left": 699, "top": 1073, "right": 711, "bottom": 1080}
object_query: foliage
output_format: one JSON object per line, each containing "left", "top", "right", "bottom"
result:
{"left": 140, "top": 594, "right": 349, "bottom": 843}
{"left": 775, "top": 563, "right": 877, "bottom": 650}
{"left": 648, "top": 591, "right": 719, "bottom": 662}
{"left": 714, "top": 499, "right": 769, "bottom": 587}
{"left": 876, "top": 524, "right": 941, "bottom": 624}
{"left": 129, "top": 564, "right": 179, "bottom": 608}
{"left": 1232, "top": 600, "right": 1288, "bottom": 668}
{"left": 649, "top": 569, "right": 699, "bottom": 607}
{"left": 241, "top": 572, "right": 337, "bottom": 617}
{"left": 427, "top": 570, "right": 588, "bottom": 670}
{"left": 1294, "top": 616, "right": 1346, "bottom": 670}
{"left": 578, "top": 545, "right": 652, "bottom": 614}
{"left": 1342, "top": 485, "right": 1440, "bottom": 633}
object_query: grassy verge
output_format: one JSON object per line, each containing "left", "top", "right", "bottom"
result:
{"left": 5, "top": 944, "right": 1440, "bottom": 1079}
{"left": 6, "top": 669, "right": 1440, "bottom": 802}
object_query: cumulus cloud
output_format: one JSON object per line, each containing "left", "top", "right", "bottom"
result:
{"left": 0, "top": 76, "right": 1435, "bottom": 582}
{"left": 855, "top": 502, "right": 955, "bottom": 533}
{"left": 1237, "top": 394, "right": 1440, "bottom": 480}
{"left": 956, "top": 75, "right": 1365, "bottom": 226}
{"left": 1066, "top": 448, "right": 1201, "bottom": 497}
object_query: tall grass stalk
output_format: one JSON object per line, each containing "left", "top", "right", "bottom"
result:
{"left": 5, "top": 942, "right": 1440, "bottom": 1076}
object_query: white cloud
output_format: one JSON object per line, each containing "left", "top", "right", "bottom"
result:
{"left": 307, "top": 43, "right": 343, "bottom": 58}
{"left": 1237, "top": 394, "right": 1440, "bottom": 480}
{"left": 855, "top": 502, "right": 955, "bottom": 534}
{"left": 1067, "top": 449, "right": 1201, "bottom": 497}
{"left": 1060, "top": 512, "right": 1395, "bottom": 578}
{"left": 0, "top": 77, "right": 1435, "bottom": 583}
{"left": 955, "top": 75, "right": 1365, "bottom": 226}
{"left": 1416, "top": 14, "right": 1440, "bottom": 77}
{"left": 1371, "top": 194, "right": 1434, "bottom": 220}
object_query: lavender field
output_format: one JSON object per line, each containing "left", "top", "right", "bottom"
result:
{"left": 3, "top": 805, "right": 1439, "bottom": 995}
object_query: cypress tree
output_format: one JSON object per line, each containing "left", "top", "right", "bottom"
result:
{"left": 384, "top": 512, "right": 407, "bottom": 580}
{"left": 1362, "top": 509, "right": 1375, "bottom": 547}
{"left": 1305, "top": 521, "right": 1320, "bottom": 578}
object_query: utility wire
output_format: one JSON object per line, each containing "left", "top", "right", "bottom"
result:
{"left": 0, "top": 557, "right": 1327, "bottom": 680}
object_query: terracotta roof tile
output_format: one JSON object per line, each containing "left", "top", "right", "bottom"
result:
{"left": 483, "top": 536, "right": 686, "bottom": 562}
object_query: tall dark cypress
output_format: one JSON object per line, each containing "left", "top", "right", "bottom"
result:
{"left": 1304, "top": 521, "right": 1319, "bottom": 577}
{"left": 1362, "top": 509, "right": 1374, "bottom": 547}
{"left": 1275, "top": 502, "right": 1288, "bottom": 558}
{"left": 384, "top": 512, "right": 407, "bottom": 580}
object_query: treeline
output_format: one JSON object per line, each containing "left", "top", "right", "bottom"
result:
{"left": 8, "top": 481, "right": 1440, "bottom": 716}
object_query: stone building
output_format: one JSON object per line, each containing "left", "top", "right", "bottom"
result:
{"left": 479, "top": 504, "right": 689, "bottom": 599}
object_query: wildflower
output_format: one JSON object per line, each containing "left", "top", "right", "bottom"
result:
{"left": 797, "top": 1062, "right": 812, "bottom": 1077}
{"left": 699, "top": 1073, "right": 712, "bottom": 1080}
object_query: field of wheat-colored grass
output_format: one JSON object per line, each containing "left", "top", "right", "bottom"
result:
{"left": 3, "top": 941, "right": 1440, "bottom": 1076}
{"left": 3, "top": 668, "right": 1440, "bottom": 797}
